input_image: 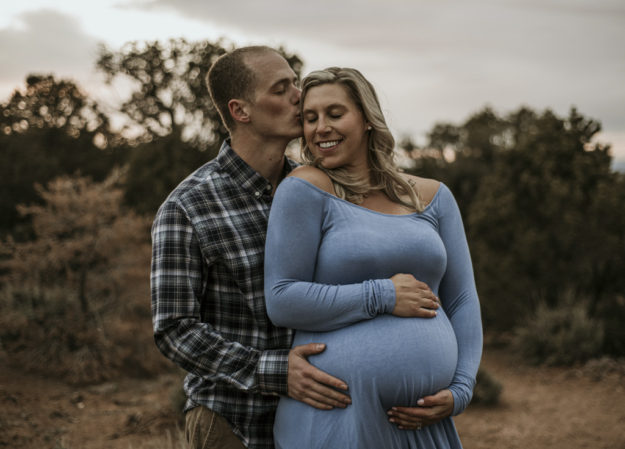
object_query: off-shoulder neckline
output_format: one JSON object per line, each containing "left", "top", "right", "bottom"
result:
{"left": 283, "top": 176, "right": 444, "bottom": 217}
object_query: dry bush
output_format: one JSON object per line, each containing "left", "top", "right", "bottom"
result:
{"left": 512, "top": 294, "right": 604, "bottom": 366}
{"left": 0, "top": 171, "right": 169, "bottom": 384}
{"left": 471, "top": 367, "right": 503, "bottom": 406}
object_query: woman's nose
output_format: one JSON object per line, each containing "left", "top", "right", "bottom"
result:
{"left": 317, "top": 118, "right": 331, "bottom": 134}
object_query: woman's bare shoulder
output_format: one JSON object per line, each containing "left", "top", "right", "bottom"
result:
{"left": 403, "top": 174, "right": 441, "bottom": 207}
{"left": 287, "top": 165, "right": 335, "bottom": 194}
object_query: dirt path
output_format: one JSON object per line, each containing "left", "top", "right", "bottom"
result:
{"left": 1, "top": 348, "right": 624, "bottom": 449}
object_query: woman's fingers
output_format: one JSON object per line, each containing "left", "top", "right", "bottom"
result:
{"left": 388, "top": 410, "right": 423, "bottom": 429}
{"left": 391, "top": 274, "right": 441, "bottom": 318}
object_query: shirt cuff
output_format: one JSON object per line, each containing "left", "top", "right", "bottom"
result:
{"left": 255, "top": 349, "right": 290, "bottom": 396}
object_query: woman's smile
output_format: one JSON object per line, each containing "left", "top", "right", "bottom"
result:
{"left": 317, "top": 139, "right": 343, "bottom": 152}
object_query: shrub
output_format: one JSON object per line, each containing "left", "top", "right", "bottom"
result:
{"left": 595, "top": 294, "right": 625, "bottom": 357}
{"left": 0, "top": 172, "right": 170, "bottom": 384}
{"left": 512, "top": 296, "right": 604, "bottom": 366}
{"left": 582, "top": 356, "right": 625, "bottom": 381}
{"left": 471, "top": 367, "right": 502, "bottom": 406}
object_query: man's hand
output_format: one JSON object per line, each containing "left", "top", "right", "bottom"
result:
{"left": 288, "top": 343, "right": 351, "bottom": 410}
{"left": 391, "top": 274, "right": 439, "bottom": 318}
{"left": 387, "top": 389, "right": 454, "bottom": 430}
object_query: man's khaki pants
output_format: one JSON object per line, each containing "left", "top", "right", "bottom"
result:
{"left": 185, "top": 406, "right": 246, "bottom": 449}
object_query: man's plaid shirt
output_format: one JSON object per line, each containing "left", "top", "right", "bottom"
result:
{"left": 151, "top": 140, "right": 296, "bottom": 448}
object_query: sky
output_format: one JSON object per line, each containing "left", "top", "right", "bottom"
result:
{"left": 1, "top": 0, "right": 624, "bottom": 164}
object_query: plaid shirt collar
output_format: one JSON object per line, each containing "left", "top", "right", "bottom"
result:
{"left": 215, "top": 139, "right": 298, "bottom": 197}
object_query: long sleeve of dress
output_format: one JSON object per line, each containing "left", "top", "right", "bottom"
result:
{"left": 264, "top": 177, "right": 397, "bottom": 331}
{"left": 436, "top": 185, "right": 483, "bottom": 416}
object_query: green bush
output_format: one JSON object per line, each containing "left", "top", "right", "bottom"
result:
{"left": 471, "top": 367, "right": 502, "bottom": 406}
{"left": 512, "top": 296, "right": 604, "bottom": 366}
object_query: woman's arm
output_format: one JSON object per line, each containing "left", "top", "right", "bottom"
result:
{"left": 264, "top": 176, "right": 396, "bottom": 331}
{"left": 436, "top": 184, "right": 483, "bottom": 416}
{"left": 388, "top": 184, "right": 483, "bottom": 429}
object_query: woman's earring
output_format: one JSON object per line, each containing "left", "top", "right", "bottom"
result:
{"left": 366, "top": 125, "right": 372, "bottom": 131}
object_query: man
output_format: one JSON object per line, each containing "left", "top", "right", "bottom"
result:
{"left": 150, "top": 46, "right": 351, "bottom": 449}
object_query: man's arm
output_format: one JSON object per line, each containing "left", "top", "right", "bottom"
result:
{"left": 287, "top": 343, "right": 351, "bottom": 409}
{"left": 152, "top": 198, "right": 350, "bottom": 408}
{"left": 151, "top": 199, "right": 288, "bottom": 395}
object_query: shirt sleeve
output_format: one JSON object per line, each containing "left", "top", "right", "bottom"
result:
{"left": 264, "top": 177, "right": 396, "bottom": 332}
{"left": 151, "top": 199, "right": 289, "bottom": 396}
{"left": 436, "top": 184, "right": 484, "bottom": 416}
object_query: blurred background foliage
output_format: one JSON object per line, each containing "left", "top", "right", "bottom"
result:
{"left": 0, "top": 39, "right": 623, "bottom": 389}
{"left": 401, "top": 105, "right": 625, "bottom": 360}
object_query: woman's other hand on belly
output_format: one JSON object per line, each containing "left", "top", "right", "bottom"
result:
{"left": 387, "top": 389, "right": 454, "bottom": 430}
{"left": 391, "top": 274, "right": 440, "bottom": 318}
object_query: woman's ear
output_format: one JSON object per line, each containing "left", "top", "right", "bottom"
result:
{"left": 228, "top": 99, "right": 251, "bottom": 124}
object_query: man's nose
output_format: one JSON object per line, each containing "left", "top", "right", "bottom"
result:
{"left": 292, "top": 85, "right": 301, "bottom": 104}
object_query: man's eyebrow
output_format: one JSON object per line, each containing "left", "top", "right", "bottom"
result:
{"left": 270, "top": 75, "right": 298, "bottom": 89}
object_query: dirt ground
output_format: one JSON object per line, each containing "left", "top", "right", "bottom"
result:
{"left": 455, "top": 350, "right": 625, "bottom": 449}
{"left": 1, "top": 348, "right": 624, "bottom": 449}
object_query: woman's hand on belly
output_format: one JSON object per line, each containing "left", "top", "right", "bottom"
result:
{"left": 391, "top": 274, "right": 440, "bottom": 318}
{"left": 387, "top": 389, "right": 454, "bottom": 430}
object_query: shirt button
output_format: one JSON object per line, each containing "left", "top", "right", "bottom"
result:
{"left": 254, "top": 191, "right": 261, "bottom": 198}
{"left": 265, "top": 184, "right": 272, "bottom": 191}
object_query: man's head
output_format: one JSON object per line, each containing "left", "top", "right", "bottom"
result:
{"left": 207, "top": 46, "right": 301, "bottom": 139}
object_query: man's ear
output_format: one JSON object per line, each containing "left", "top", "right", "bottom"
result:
{"left": 228, "top": 99, "right": 251, "bottom": 124}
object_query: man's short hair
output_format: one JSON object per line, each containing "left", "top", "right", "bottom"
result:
{"left": 207, "top": 45, "right": 278, "bottom": 133}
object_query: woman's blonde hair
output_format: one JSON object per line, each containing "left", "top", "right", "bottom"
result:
{"left": 300, "top": 67, "right": 423, "bottom": 212}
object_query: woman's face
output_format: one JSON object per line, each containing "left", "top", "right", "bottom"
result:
{"left": 302, "top": 83, "right": 370, "bottom": 171}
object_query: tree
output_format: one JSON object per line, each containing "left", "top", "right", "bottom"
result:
{"left": 0, "top": 171, "right": 157, "bottom": 383}
{"left": 96, "top": 39, "right": 304, "bottom": 213}
{"left": 2, "top": 170, "right": 151, "bottom": 317}
{"left": 409, "top": 106, "right": 625, "bottom": 357}
{"left": 464, "top": 107, "right": 623, "bottom": 332}
{"left": 405, "top": 107, "right": 508, "bottom": 217}
{"left": 97, "top": 39, "right": 227, "bottom": 149}
{"left": 123, "top": 130, "right": 213, "bottom": 214}
{"left": 0, "top": 75, "right": 123, "bottom": 237}
{"left": 1, "top": 74, "right": 111, "bottom": 141}
{"left": 96, "top": 38, "right": 303, "bottom": 149}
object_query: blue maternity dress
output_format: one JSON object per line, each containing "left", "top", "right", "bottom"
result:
{"left": 264, "top": 177, "right": 482, "bottom": 449}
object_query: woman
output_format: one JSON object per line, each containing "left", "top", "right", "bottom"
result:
{"left": 264, "top": 67, "right": 482, "bottom": 448}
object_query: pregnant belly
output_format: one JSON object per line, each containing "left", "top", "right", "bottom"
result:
{"left": 294, "top": 314, "right": 458, "bottom": 409}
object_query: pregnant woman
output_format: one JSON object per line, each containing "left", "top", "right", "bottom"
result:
{"left": 264, "top": 67, "right": 483, "bottom": 448}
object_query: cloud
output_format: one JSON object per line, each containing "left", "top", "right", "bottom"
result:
{"left": 0, "top": 9, "right": 99, "bottom": 95}
{"left": 3, "top": 1, "right": 623, "bottom": 158}
{"left": 127, "top": 1, "right": 624, "bottom": 99}
{"left": 122, "top": 0, "right": 625, "bottom": 157}
{"left": 127, "top": 0, "right": 624, "bottom": 51}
